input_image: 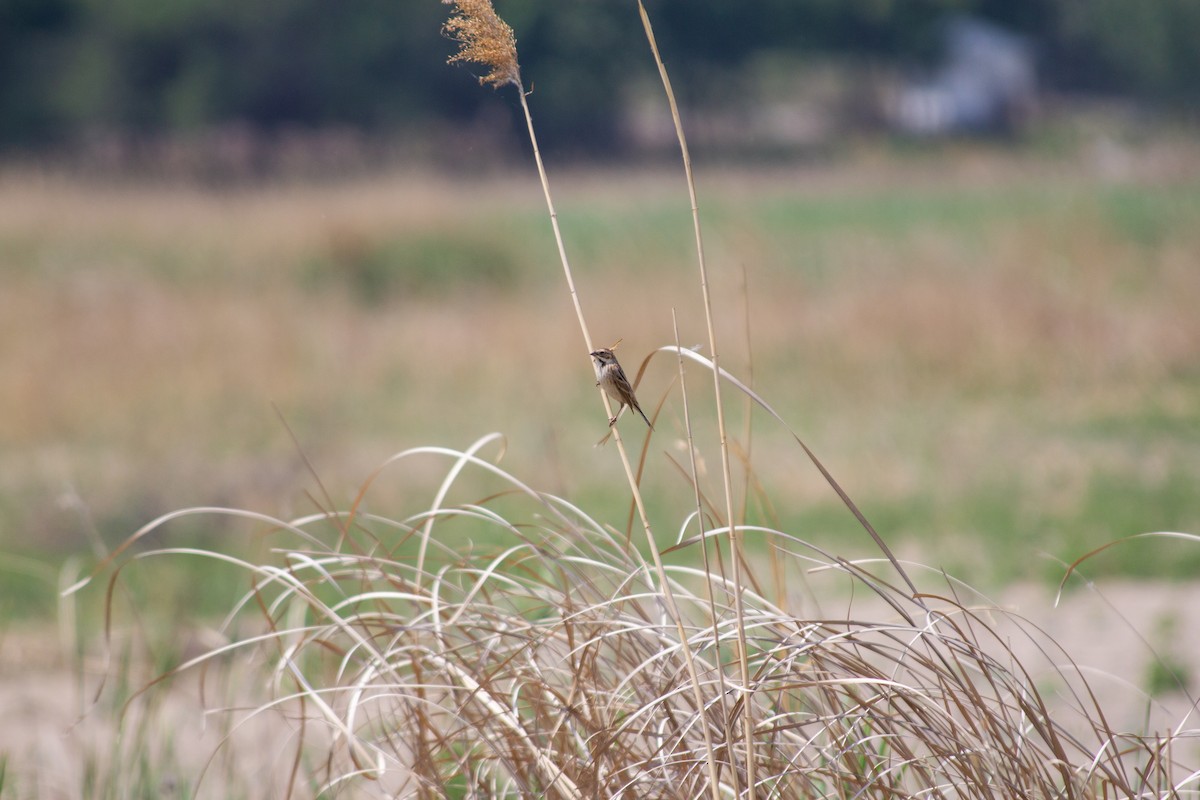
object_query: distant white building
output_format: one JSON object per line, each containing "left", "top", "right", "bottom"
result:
{"left": 888, "top": 16, "right": 1037, "bottom": 136}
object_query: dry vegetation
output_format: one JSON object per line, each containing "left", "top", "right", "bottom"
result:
{"left": 2, "top": 6, "right": 1200, "bottom": 793}
{"left": 19, "top": 457, "right": 1198, "bottom": 798}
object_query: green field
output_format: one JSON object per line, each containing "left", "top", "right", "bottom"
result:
{"left": 2, "top": 144, "right": 1199, "bottom": 623}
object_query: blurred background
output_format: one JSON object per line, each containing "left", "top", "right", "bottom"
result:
{"left": 2, "top": 0, "right": 1198, "bottom": 610}
{"left": 3, "top": 0, "right": 1200, "bottom": 171}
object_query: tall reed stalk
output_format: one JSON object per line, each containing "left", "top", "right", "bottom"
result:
{"left": 634, "top": 5, "right": 758, "bottom": 794}
{"left": 443, "top": 1, "right": 723, "bottom": 794}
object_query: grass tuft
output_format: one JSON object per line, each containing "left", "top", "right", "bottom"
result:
{"left": 72, "top": 442, "right": 1200, "bottom": 797}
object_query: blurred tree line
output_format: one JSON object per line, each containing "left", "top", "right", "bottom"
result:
{"left": 2, "top": 0, "right": 1197, "bottom": 155}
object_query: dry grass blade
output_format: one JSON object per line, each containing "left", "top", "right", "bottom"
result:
{"left": 634, "top": 3, "right": 757, "bottom": 788}
{"left": 645, "top": 344, "right": 921, "bottom": 602}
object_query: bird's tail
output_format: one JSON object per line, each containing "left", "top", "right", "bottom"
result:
{"left": 635, "top": 404, "right": 653, "bottom": 429}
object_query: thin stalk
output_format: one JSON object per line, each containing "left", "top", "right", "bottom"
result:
{"left": 673, "top": 309, "right": 737, "bottom": 795}
{"left": 514, "top": 81, "right": 724, "bottom": 800}
{"left": 514, "top": 85, "right": 594, "bottom": 353}
{"left": 636, "top": 2, "right": 757, "bottom": 795}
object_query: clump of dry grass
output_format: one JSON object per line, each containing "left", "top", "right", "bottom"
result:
{"left": 68, "top": 436, "right": 1199, "bottom": 798}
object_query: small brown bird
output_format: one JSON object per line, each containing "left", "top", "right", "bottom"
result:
{"left": 590, "top": 348, "right": 652, "bottom": 429}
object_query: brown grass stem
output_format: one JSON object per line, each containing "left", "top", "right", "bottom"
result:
{"left": 470, "top": 13, "right": 727, "bottom": 794}
{"left": 636, "top": 2, "right": 756, "bottom": 793}
{"left": 672, "top": 309, "right": 734, "bottom": 796}
{"left": 514, "top": 104, "right": 727, "bottom": 800}
{"left": 513, "top": 86, "right": 595, "bottom": 355}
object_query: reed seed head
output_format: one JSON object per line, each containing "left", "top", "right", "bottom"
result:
{"left": 442, "top": 0, "right": 521, "bottom": 89}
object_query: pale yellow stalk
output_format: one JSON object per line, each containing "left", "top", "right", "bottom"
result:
{"left": 443, "top": 2, "right": 723, "bottom": 794}
{"left": 636, "top": 2, "right": 757, "bottom": 795}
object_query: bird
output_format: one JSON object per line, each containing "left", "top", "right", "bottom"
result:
{"left": 590, "top": 347, "right": 652, "bottom": 429}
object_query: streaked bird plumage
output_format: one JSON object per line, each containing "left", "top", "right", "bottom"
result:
{"left": 590, "top": 348, "right": 652, "bottom": 429}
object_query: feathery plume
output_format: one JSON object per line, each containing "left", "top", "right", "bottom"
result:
{"left": 442, "top": 0, "right": 521, "bottom": 89}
